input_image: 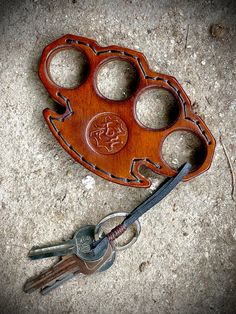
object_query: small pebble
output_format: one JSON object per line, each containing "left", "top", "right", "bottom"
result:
{"left": 210, "top": 24, "right": 225, "bottom": 38}
{"left": 82, "top": 175, "right": 95, "bottom": 190}
{"left": 139, "top": 261, "right": 150, "bottom": 272}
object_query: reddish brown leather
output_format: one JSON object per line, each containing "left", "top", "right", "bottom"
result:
{"left": 39, "top": 34, "right": 215, "bottom": 188}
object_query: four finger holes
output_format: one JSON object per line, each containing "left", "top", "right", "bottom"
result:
{"left": 49, "top": 48, "right": 89, "bottom": 88}
{"left": 136, "top": 88, "right": 179, "bottom": 129}
{"left": 48, "top": 50, "right": 206, "bottom": 172}
{"left": 162, "top": 131, "right": 206, "bottom": 170}
{"left": 96, "top": 60, "right": 139, "bottom": 100}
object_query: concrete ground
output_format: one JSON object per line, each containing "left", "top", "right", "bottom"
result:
{"left": 0, "top": 0, "right": 235, "bottom": 313}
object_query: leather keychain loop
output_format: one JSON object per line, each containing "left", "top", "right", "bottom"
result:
{"left": 92, "top": 162, "right": 191, "bottom": 255}
{"left": 94, "top": 212, "right": 141, "bottom": 251}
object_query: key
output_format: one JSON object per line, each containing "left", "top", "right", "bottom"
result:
{"left": 24, "top": 246, "right": 114, "bottom": 294}
{"left": 24, "top": 255, "right": 81, "bottom": 294}
{"left": 28, "top": 225, "right": 108, "bottom": 260}
{"left": 24, "top": 225, "right": 115, "bottom": 294}
{"left": 25, "top": 164, "right": 190, "bottom": 294}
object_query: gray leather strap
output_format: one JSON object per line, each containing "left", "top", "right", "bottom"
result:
{"left": 123, "top": 162, "right": 191, "bottom": 228}
{"left": 92, "top": 163, "right": 192, "bottom": 255}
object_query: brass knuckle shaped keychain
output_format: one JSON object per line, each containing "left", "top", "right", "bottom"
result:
{"left": 39, "top": 34, "right": 216, "bottom": 188}
{"left": 24, "top": 35, "right": 216, "bottom": 294}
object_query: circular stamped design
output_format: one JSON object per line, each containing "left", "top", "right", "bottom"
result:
{"left": 87, "top": 112, "right": 128, "bottom": 155}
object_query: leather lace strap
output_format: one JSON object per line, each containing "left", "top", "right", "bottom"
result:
{"left": 92, "top": 163, "right": 192, "bottom": 255}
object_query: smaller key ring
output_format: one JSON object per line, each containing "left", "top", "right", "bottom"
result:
{"left": 94, "top": 212, "right": 141, "bottom": 251}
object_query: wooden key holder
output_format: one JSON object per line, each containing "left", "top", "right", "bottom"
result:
{"left": 39, "top": 34, "right": 215, "bottom": 188}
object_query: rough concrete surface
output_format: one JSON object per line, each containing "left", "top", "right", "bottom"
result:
{"left": 0, "top": 0, "right": 236, "bottom": 313}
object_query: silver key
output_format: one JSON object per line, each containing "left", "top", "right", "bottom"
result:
{"left": 28, "top": 225, "right": 107, "bottom": 260}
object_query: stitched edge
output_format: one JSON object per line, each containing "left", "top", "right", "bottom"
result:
{"left": 66, "top": 38, "right": 211, "bottom": 145}
{"left": 46, "top": 38, "right": 212, "bottom": 184}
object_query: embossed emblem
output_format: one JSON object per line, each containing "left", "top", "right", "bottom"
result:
{"left": 86, "top": 113, "right": 128, "bottom": 155}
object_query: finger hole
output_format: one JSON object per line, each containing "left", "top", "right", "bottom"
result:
{"left": 135, "top": 88, "right": 179, "bottom": 129}
{"left": 96, "top": 59, "right": 139, "bottom": 100}
{"left": 49, "top": 48, "right": 89, "bottom": 88}
{"left": 162, "top": 131, "right": 206, "bottom": 170}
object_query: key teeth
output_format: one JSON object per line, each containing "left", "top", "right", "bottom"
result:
{"left": 24, "top": 270, "right": 77, "bottom": 295}
{"left": 40, "top": 273, "right": 75, "bottom": 295}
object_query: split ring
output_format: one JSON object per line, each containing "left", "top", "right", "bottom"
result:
{"left": 94, "top": 211, "right": 141, "bottom": 251}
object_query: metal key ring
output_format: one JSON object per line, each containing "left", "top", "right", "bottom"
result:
{"left": 94, "top": 212, "right": 141, "bottom": 251}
